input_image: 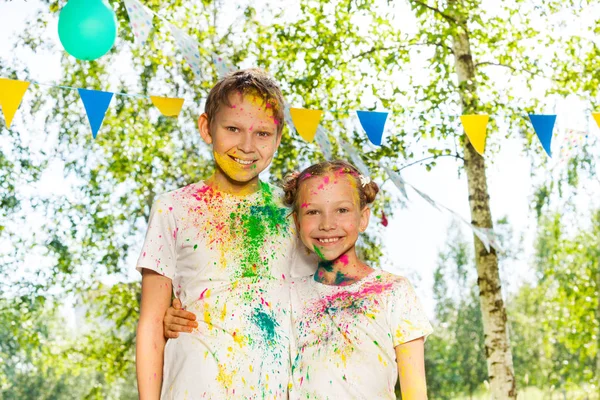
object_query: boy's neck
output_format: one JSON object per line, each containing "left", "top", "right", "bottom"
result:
{"left": 313, "top": 251, "right": 373, "bottom": 287}
{"left": 206, "top": 173, "right": 260, "bottom": 196}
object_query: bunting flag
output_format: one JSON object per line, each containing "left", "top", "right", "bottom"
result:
{"left": 382, "top": 165, "right": 408, "bottom": 200}
{"left": 529, "top": 114, "right": 557, "bottom": 157}
{"left": 124, "top": 0, "right": 154, "bottom": 45}
{"left": 356, "top": 110, "right": 388, "bottom": 146}
{"left": 78, "top": 89, "right": 114, "bottom": 138}
{"left": 314, "top": 126, "right": 333, "bottom": 160}
{"left": 340, "top": 138, "right": 370, "bottom": 176}
{"left": 558, "top": 128, "right": 587, "bottom": 163}
{"left": 283, "top": 103, "right": 296, "bottom": 134}
{"left": 593, "top": 112, "right": 600, "bottom": 129}
{"left": 460, "top": 114, "right": 489, "bottom": 155}
{"left": 411, "top": 186, "right": 442, "bottom": 211}
{"left": 169, "top": 24, "right": 202, "bottom": 78}
{"left": 0, "top": 78, "right": 30, "bottom": 129}
{"left": 289, "top": 108, "right": 322, "bottom": 142}
{"left": 211, "top": 54, "right": 236, "bottom": 78}
{"left": 150, "top": 95, "right": 184, "bottom": 117}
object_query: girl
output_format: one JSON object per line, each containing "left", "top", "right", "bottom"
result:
{"left": 282, "top": 160, "right": 433, "bottom": 400}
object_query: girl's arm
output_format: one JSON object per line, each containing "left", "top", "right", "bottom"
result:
{"left": 136, "top": 269, "right": 173, "bottom": 399}
{"left": 395, "top": 336, "right": 427, "bottom": 400}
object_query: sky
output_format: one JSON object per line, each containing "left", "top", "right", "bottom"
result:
{"left": 1, "top": 0, "right": 599, "bottom": 320}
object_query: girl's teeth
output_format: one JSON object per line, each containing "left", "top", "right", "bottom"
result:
{"left": 319, "top": 238, "right": 339, "bottom": 243}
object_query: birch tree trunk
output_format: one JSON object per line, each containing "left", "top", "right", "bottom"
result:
{"left": 450, "top": 10, "right": 518, "bottom": 400}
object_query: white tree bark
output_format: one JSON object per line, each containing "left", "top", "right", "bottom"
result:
{"left": 452, "top": 28, "right": 518, "bottom": 399}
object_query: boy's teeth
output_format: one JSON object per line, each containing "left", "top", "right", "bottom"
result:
{"left": 234, "top": 158, "right": 254, "bottom": 165}
{"left": 318, "top": 237, "right": 339, "bottom": 243}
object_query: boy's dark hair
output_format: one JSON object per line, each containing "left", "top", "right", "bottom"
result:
{"left": 282, "top": 160, "right": 380, "bottom": 214}
{"left": 204, "top": 68, "right": 286, "bottom": 135}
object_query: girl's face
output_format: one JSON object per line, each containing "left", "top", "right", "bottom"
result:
{"left": 294, "top": 172, "right": 370, "bottom": 262}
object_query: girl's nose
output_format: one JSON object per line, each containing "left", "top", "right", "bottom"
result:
{"left": 319, "top": 213, "right": 336, "bottom": 231}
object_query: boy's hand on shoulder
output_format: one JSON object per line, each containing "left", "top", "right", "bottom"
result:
{"left": 164, "top": 298, "right": 198, "bottom": 338}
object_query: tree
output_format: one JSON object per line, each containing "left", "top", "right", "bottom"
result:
{"left": 426, "top": 221, "right": 488, "bottom": 399}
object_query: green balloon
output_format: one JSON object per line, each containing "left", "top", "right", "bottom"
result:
{"left": 58, "top": 0, "right": 118, "bottom": 61}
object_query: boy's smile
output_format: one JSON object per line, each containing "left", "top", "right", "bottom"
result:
{"left": 198, "top": 91, "right": 281, "bottom": 194}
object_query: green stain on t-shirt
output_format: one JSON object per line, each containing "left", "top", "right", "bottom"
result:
{"left": 233, "top": 182, "right": 289, "bottom": 278}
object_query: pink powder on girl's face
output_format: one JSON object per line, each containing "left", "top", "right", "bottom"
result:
{"left": 301, "top": 202, "right": 310, "bottom": 208}
{"left": 339, "top": 254, "right": 349, "bottom": 266}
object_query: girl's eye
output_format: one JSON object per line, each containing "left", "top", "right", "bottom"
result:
{"left": 306, "top": 210, "right": 318, "bottom": 215}
{"left": 338, "top": 208, "right": 349, "bottom": 213}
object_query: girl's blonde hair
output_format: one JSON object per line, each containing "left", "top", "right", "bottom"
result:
{"left": 282, "top": 160, "right": 379, "bottom": 213}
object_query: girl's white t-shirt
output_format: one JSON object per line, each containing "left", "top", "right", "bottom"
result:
{"left": 136, "top": 181, "right": 316, "bottom": 399}
{"left": 289, "top": 271, "right": 433, "bottom": 400}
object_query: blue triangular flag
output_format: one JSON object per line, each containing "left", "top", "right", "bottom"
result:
{"left": 356, "top": 111, "right": 388, "bottom": 146}
{"left": 78, "top": 89, "right": 114, "bottom": 139}
{"left": 528, "top": 114, "right": 556, "bottom": 157}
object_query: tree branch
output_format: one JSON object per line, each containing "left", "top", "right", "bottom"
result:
{"left": 409, "top": 0, "right": 458, "bottom": 26}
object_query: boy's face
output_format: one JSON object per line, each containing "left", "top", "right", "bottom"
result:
{"left": 294, "top": 173, "right": 370, "bottom": 262}
{"left": 199, "top": 92, "right": 281, "bottom": 191}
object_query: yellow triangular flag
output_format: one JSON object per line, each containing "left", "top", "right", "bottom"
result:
{"left": 289, "top": 108, "right": 323, "bottom": 142}
{"left": 0, "top": 78, "right": 30, "bottom": 128}
{"left": 592, "top": 112, "right": 600, "bottom": 129}
{"left": 460, "top": 114, "right": 490, "bottom": 155}
{"left": 150, "top": 96, "right": 185, "bottom": 117}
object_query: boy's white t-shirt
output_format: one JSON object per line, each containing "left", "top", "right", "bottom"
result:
{"left": 289, "top": 271, "right": 433, "bottom": 400}
{"left": 136, "top": 181, "right": 316, "bottom": 400}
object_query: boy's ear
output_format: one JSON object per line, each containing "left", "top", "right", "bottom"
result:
{"left": 359, "top": 206, "right": 371, "bottom": 232}
{"left": 198, "top": 113, "right": 212, "bottom": 145}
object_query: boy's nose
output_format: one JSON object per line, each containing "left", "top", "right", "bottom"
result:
{"left": 238, "top": 133, "right": 255, "bottom": 153}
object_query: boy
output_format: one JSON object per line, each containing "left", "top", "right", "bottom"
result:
{"left": 136, "top": 68, "right": 315, "bottom": 399}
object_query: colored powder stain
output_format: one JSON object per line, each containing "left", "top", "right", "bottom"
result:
{"left": 193, "top": 244, "right": 198, "bottom": 250}
{"left": 234, "top": 182, "right": 288, "bottom": 278}
{"left": 339, "top": 254, "right": 349, "bottom": 265}
{"left": 300, "top": 202, "right": 309, "bottom": 208}
{"left": 204, "top": 303, "right": 212, "bottom": 330}
{"left": 216, "top": 363, "right": 233, "bottom": 388}
{"left": 313, "top": 245, "right": 326, "bottom": 260}
{"left": 318, "top": 260, "right": 334, "bottom": 272}
{"left": 251, "top": 164, "right": 257, "bottom": 169}
{"left": 334, "top": 271, "right": 353, "bottom": 286}
{"left": 199, "top": 288, "right": 208, "bottom": 300}
{"left": 252, "top": 309, "right": 279, "bottom": 345}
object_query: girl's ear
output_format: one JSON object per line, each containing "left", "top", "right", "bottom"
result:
{"left": 198, "top": 113, "right": 212, "bottom": 145}
{"left": 359, "top": 206, "right": 371, "bottom": 232}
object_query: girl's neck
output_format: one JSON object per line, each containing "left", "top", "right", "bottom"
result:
{"left": 314, "top": 251, "right": 374, "bottom": 287}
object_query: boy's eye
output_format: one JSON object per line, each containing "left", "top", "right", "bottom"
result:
{"left": 257, "top": 131, "right": 272, "bottom": 138}
{"left": 226, "top": 126, "right": 239, "bottom": 132}
{"left": 338, "top": 208, "right": 349, "bottom": 213}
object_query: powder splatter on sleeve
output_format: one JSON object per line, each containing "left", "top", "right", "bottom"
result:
{"left": 387, "top": 277, "right": 433, "bottom": 347}
{"left": 136, "top": 194, "right": 178, "bottom": 279}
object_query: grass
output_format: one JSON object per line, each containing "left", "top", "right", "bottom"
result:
{"left": 453, "top": 385, "right": 599, "bottom": 400}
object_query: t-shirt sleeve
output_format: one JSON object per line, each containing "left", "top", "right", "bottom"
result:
{"left": 388, "top": 277, "right": 434, "bottom": 347}
{"left": 135, "top": 194, "right": 177, "bottom": 279}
